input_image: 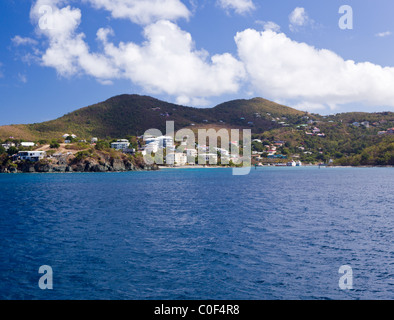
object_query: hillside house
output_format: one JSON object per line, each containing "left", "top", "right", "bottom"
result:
{"left": 1, "top": 142, "right": 15, "bottom": 150}
{"left": 16, "top": 151, "right": 46, "bottom": 162}
{"left": 20, "top": 142, "right": 35, "bottom": 147}
{"left": 166, "top": 153, "right": 187, "bottom": 166}
{"left": 111, "top": 139, "right": 130, "bottom": 150}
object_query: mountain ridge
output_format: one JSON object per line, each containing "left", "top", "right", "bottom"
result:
{"left": 0, "top": 94, "right": 307, "bottom": 140}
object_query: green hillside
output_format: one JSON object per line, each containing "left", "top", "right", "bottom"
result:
{"left": 0, "top": 94, "right": 393, "bottom": 166}
{"left": 0, "top": 94, "right": 307, "bottom": 140}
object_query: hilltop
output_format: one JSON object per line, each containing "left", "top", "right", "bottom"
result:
{"left": 0, "top": 95, "right": 306, "bottom": 140}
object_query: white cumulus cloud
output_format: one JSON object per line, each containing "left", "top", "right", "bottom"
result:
{"left": 29, "top": 0, "right": 245, "bottom": 106}
{"left": 256, "top": 20, "right": 281, "bottom": 32}
{"left": 289, "top": 7, "right": 311, "bottom": 32}
{"left": 375, "top": 31, "right": 391, "bottom": 38}
{"left": 102, "top": 20, "right": 245, "bottom": 101}
{"left": 235, "top": 29, "right": 394, "bottom": 111}
{"left": 83, "top": 0, "right": 190, "bottom": 25}
{"left": 217, "top": 0, "right": 255, "bottom": 15}
{"left": 31, "top": 2, "right": 117, "bottom": 78}
{"left": 11, "top": 35, "right": 39, "bottom": 46}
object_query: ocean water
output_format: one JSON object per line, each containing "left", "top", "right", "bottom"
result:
{"left": 0, "top": 167, "right": 392, "bottom": 300}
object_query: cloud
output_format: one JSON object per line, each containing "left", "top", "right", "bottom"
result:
{"left": 30, "top": 2, "right": 118, "bottom": 78}
{"left": 11, "top": 35, "right": 38, "bottom": 46}
{"left": 18, "top": 73, "right": 28, "bottom": 83}
{"left": 102, "top": 20, "right": 245, "bottom": 100}
{"left": 255, "top": 20, "right": 280, "bottom": 32}
{"left": 375, "top": 31, "right": 391, "bottom": 38}
{"left": 29, "top": 1, "right": 245, "bottom": 106}
{"left": 217, "top": 0, "right": 255, "bottom": 15}
{"left": 289, "top": 7, "right": 311, "bottom": 32}
{"left": 83, "top": 0, "right": 190, "bottom": 25}
{"left": 235, "top": 29, "right": 394, "bottom": 111}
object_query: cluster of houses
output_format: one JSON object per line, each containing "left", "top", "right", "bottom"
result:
{"left": 1, "top": 141, "right": 36, "bottom": 150}
{"left": 252, "top": 140, "right": 289, "bottom": 160}
{"left": 305, "top": 127, "right": 326, "bottom": 137}
{"left": 352, "top": 121, "right": 370, "bottom": 128}
{"left": 378, "top": 128, "right": 394, "bottom": 135}
{"left": 351, "top": 121, "right": 394, "bottom": 135}
{"left": 138, "top": 135, "right": 242, "bottom": 166}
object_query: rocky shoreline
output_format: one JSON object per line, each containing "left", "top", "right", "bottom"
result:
{"left": 0, "top": 157, "right": 158, "bottom": 173}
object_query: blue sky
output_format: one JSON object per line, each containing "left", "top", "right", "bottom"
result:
{"left": 1, "top": 0, "right": 394, "bottom": 125}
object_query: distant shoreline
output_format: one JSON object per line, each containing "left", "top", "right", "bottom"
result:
{"left": 158, "top": 164, "right": 394, "bottom": 170}
{"left": 1, "top": 164, "right": 392, "bottom": 174}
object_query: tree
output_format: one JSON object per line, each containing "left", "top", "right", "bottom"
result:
{"left": 50, "top": 141, "right": 60, "bottom": 149}
{"left": 95, "top": 140, "right": 110, "bottom": 151}
{"left": 7, "top": 146, "right": 18, "bottom": 156}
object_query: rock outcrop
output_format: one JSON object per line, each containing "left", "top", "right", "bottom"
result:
{"left": 1, "top": 156, "right": 158, "bottom": 173}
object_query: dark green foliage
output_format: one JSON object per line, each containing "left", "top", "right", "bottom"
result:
{"left": 7, "top": 146, "right": 18, "bottom": 156}
{"left": 95, "top": 140, "right": 110, "bottom": 151}
{"left": 50, "top": 141, "right": 60, "bottom": 148}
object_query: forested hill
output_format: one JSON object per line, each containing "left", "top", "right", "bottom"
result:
{"left": 0, "top": 94, "right": 307, "bottom": 140}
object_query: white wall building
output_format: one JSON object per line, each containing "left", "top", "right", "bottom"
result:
{"left": 17, "top": 151, "right": 46, "bottom": 162}
{"left": 166, "top": 153, "right": 187, "bottom": 166}
{"left": 186, "top": 149, "right": 197, "bottom": 157}
{"left": 1, "top": 142, "right": 15, "bottom": 150}
{"left": 20, "top": 142, "right": 35, "bottom": 147}
{"left": 111, "top": 139, "right": 130, "bottom": 150}
{"left": 144, "top": 136, "right": 174, "bottom": 152}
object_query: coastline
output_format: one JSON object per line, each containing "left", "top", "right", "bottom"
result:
{"left": 1, "top": 163, "right": 392, "bottom": 174}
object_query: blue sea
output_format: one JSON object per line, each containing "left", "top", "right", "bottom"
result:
{"left": 0, "top": 167, "right": 393, "bottom": 300}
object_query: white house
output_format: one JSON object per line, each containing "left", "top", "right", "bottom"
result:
{"left": 287, "top": 161, "right": 297, "bottom": 167}
{"left": 166, "top": 153, "right": 187, "bottom": 166}
{"left": 20, "top": 142, "right": 35, "bottom": 147}
{"left": 186, "top": 149, "right": 197, "bottom": 157}
{"left": 361, "top": 121, "right": 370, "bottom": 128}
{"left": 158, "top": 136, "right": 174, "bottom": 148}
{"left": 144, "top": 142, "right": 159, "bottom": 153}
{"left": 63, "top": 133, "right": 77, "bottom": 139}
{"left": 111, "top": 139, "right": 130, "bottom": 150}
{"left": 17, "top": 151, "right": 46, "bottom": 162}
{"left": 1, "top": 142, "right": 15, "bottom": 150}
{"left": 91, "top": 137, "right": 98, "bottom": 144}
{"left": 144, "top": 136, "right": 174, "bottom": 153}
